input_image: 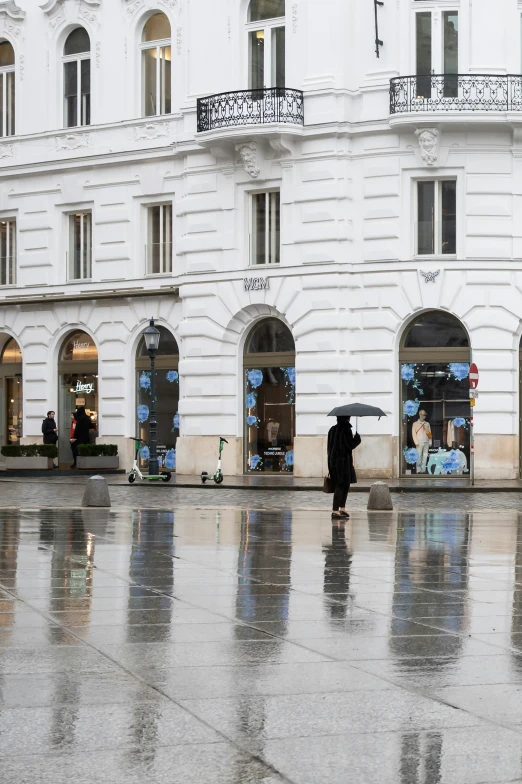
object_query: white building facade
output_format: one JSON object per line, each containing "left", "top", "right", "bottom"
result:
{"left": 0, "top": 0, "right": 521, "bottom": 479}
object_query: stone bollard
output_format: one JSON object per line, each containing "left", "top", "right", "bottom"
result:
{"left": 367, "top": 481, "right": 393, "bottom": 511}
{"left": 82, "top": 475, "right": 111, "bottom": 508}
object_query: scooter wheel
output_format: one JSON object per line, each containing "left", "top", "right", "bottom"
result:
{"left": 128, "top": 474, "right": 136, "bottom": 484}
{"left": 161, "top": 472, "right": 172, "bottom": 483}
{"left": 214, "top": 473, "right": 224, "bottom": 485}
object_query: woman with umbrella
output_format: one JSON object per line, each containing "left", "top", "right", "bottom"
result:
{"left": 327, "top": 403, "right": 386, "bottom": 520}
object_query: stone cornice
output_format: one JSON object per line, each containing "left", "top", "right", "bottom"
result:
{"left": 0, "top": 1, "right": 25, "bottom": 20}
{"left": 40, "top": 0, "right": 101, "bottom": 14}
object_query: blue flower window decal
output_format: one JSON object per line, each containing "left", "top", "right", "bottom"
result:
{"left": 137, "top": 404, "right": 149, "bottom": 423}
{"left": 245, "top": 392, "right": 257, "bottom": 409}
{"left": 140, "top": 445, "right": 150, "bottom": 460}
{"left": 247, "top": 369, "right": 264, "bottom": 389}
{"left": 166, "top": 370, "right": 178, "bottom": 383}
{"left": 284, "top": 450, "right": 294, "bottom": 469}
{"left": 401, "top": 364, "right": 415, "bottom": 383}
{"left": 453, "top": 417, "right": 466, "bottom": 428}
{"left": 249, "top": 454, "right": 262, "bottom": 470}
{"left": 442, "top": 450, "right": 461, "bottom": 473}
{"left": 165, "top": 449, "right": 176, "bottom": 469}
{"left": 139, "top": 372, "right": 151, "bottom": 390}
{"left": 172, "top": 412, "right": 180, "bottom": 431}
{"left": 283, "top": 366, "right": 296, "bottom": 386}
{"left": 246, "top": 415, "right": 258, "bottom": 427}
{"left": 448, "top": 363, "right": 469, "bottom": 381}
{"left": 403, "top": 399, "right": 420, "bottom": 417}
{"left": 403, "top": 447, "right": 419, "bottom": 465}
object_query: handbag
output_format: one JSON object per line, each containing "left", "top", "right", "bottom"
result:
{"left": 323, "top": 475, "right": 334, "bottom": 494}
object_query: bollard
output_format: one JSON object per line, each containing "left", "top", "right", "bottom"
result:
{"left": 367, "top": 481, "right": 393, "bottom": 511}
{"left": 82, "top": 475, "right": 111, "bottom": 508}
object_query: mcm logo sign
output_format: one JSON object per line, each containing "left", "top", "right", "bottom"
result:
{"left": 244, "top": 277, "right": 270, "bottom": 291}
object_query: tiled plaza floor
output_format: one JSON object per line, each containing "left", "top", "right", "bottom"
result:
{"left": 3, "top": 503, "right": 522, "bottom": 782}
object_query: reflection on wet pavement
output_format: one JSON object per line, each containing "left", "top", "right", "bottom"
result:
{"left": 3, "top": 507, "right": 522, "bottom": 782}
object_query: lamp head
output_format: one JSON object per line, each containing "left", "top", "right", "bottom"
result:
{"left": 144, "top": 319, "right": 160, "bottom": 353}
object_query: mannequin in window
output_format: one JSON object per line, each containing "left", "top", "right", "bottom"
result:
{"left": 412, "top": 410, "right": 432, "bottom": 473}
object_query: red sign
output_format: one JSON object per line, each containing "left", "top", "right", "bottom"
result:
{"left": 470, "top": 363, "right": 479, "bottom": 390}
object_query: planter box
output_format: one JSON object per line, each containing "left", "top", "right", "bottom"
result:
{"left": 4, "top": 456, "right": 55, "bottom": 470}
{"left": 77, "top": 456, "right": 119, "bottom": 470}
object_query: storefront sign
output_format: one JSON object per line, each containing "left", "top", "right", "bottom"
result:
{"left": 244, "top": 277, "right": 269, "bottom": 291}
{"left": 74, "top": 380, "right": 95, "bottom": 395}
{"left": 73, "top": 340, "right": 92, "bottom": 350}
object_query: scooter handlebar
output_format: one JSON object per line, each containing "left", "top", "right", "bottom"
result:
{"left": 219, "top": 437, "right": 229, "bottom": 444}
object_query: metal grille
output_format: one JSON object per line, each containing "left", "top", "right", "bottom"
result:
{"left": 197, "top": 87, "right": 304, "bottom": 132}
{"left": 390, "top": 74, "right": 522, "bottom": 114}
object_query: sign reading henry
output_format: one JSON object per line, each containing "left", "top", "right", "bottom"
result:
{"left": 244, "top": 277, "right": 270, "bottom": 291}
{"left": 74, "top": 380, "right": 95, "bottom": 395}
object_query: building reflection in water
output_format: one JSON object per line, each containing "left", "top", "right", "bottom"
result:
{"left": 510, "top": 513, "right": 522, "bottom": 668}
{"left": 126, "top": 510, "right": 176, "bottom": 764}
{"left": 231, "top": 510, "right": 293, "bottom": 770}
{"left": 322, "top": 524, "right": 353, "bottom": 621}
{"left": 400, "top": 731, "right": 443, "bottom": 784}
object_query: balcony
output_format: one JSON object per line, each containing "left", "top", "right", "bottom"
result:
{"left": 197, "top": 87, "right": 304, "bottom": 136}
{"left": 390, "top": 74, "right": 522, "bottom": 125}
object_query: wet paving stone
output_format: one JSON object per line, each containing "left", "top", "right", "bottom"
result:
{"left": 3, "top": 504, "right": 522, "bottom": 781}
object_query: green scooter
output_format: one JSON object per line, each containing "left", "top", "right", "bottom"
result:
{"left": 201, "top": 437, "right": 228, "bottom": 484}
{"left": 128, "top": 437, "right": 172, "bottom": 483}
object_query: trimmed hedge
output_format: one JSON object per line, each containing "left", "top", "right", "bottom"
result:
{"left": 77, "top": 444, "right": 118, "bottom": 457}
{"left": 1, "top": 444, "right": 58, "bottom": 458}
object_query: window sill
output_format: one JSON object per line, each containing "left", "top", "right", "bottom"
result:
{"left": 414, "top": 255, "right": 457, "bottom": 261}
{"left": 248, "top": 263, "right": 281, "bottom": 268}
{"left": 66, "top": 278, "right": 93, "bottom": 285}
{"left": 145, "top": 272, "right": 173, "bottom": 279}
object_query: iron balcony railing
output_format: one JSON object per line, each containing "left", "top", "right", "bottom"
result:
{"left": 197, "top": 87, "right": 304, "bottom": 132}
{"left": 390, "top": 74, "right": 522, "bottom": 114}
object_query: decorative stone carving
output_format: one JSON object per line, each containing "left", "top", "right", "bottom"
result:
{"left": 292, "top": 2, "right": 298, "bottom": 33}
{"left": 19, "top": 52, "right": 23, "bottom": 80}
{"left": 415, "top": 127, "right": 440, "bottom": 167}
{"left": 124, "top": 0, "right": 145, "bottom": 14}
{"left": 0, "top": 1, "right": 25, "bottom": 20}
{"left": 39, "top": 0, "right": 66, "bottom": 13}
{"left": 0, "top": 143, "right": 14, "bottom": 159}
{"left": 236, "top": 142, "right": 260, "bottom": 179}
{"left": 176, "top": 26, "right": 182, "bottom": 54}
{"left": 134, "top": 122, "right": 170, "bottom": 140}
{"left": 420, "top": 269, "right": 440, "bottom": 283}
{"left": 96, "top": 40, "right": 101, "bottom": 67}
{"left": 56, "top": 133, "right": 90, "bottom": 151}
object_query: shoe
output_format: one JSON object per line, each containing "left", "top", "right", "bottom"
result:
{"left": 331, "top": 512, "right": 342, "bottom": 519}
{"left": 339, "top": 511, "right": 350, "bottom": 518}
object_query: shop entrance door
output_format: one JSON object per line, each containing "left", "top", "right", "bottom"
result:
{"left": 58, "top": 332, "right": 98, "bottom": 467}
{"left": 0, "top": 338, "right": 23, "bottom": 450}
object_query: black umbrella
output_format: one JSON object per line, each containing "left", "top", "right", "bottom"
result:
{"left": 328, "top": 403, "right": 387, "bottom": 420}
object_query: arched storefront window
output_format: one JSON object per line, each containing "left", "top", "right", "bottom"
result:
{"left": 136, "top": 326, "right": 179, "bottom": 470}
{"left": 141, "top": 12, "right": 171, "bottom": 117}
{"left": 400, "top": 311, "right": 470, "bottom": 477}
{"left": 0, "top": 337, "right": 22, "bottom": 446}
{"left": 63, "top": 27, "right": 91, "bottom": 128}
{"left": 244, "top": 318, "right": 295, "bottom": 473}
{"left": 58, "top": 331, "right": 98, "bottom": 462}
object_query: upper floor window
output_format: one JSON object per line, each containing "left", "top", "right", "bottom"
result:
{"left": 68, "top": 211, "right": 92, "bottom": 280}
{"left": 247, "top": 0, "right": 285, "bottom": 89}
{"left": 147, "top": 204, "right": 172, "bottom": 275}
{"left": 415, "top": 9, "right": 458, "bottom": 98}
{"left": 0, "top": 40, "right": 15, "bottom": 137}
{"left": 251, "top": 191, "right": 280, "bottom": 265}
{"left": 0, "top": 218, "right": 16, "bottom": 286}
{"left": 141, "top": 13, "right": 171, "bottom": 117}
{"left": 416, "top": 180, "right": 456, "bottom": 256}
{"left": 63, "top": 28, "right": 91, "bottom": 128}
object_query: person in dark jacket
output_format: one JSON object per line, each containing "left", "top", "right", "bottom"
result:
{"left": 70, "top": 407, "right": 91, "bottom": 468}
{"left": 327, "top": 416, "right": 361, "bottom": 520}
{"left": 42, "top": 411, "right": 58, "bottom": 444}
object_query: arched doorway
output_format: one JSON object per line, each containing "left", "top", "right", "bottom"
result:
{"left": 400, "top": 311, "right": 470, "bottom": 477}
{"left": 58, "top": 331, "right": 98, "bottom": 464}
{"left": 244, "top": 318, "right": 295, "bottom": 473}
{"left": 0, "top": 337, "right": 22, "bottom": 448}
{"left": 136, "top": 326, "right": 179, "bottom": 470}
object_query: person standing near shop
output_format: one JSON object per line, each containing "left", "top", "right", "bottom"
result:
{"left": 70, "top": 406, "right": 91, "bottom": 469}
{"left": 42, "top": 411, "right": 58, "bottom": 468}
{"left": 327, "top": 415, "right": 361, "bottom": 520}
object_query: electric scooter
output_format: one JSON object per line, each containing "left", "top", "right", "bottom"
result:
{"left": 201, "top": 437, "right": 228, "bottom": 484}
{"left": 128, "top": 437, "right": 172, "bottom": 483}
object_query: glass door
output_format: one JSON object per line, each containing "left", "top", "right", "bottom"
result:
{"left": 5, "top": 376, "right": 22, "bottom": 445}
{"left": 443, "top": 11, "right": 458, "bottom": 98}
{"left": 416, "top": 12, "right": 432, "bottom": 99}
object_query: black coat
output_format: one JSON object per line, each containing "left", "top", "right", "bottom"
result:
{"left": 42, "top": 417, "right": 57, "bottom": 444}
{"left": 327, "top": 422, "right": 361, "bottom": 485}
{"left": 73, "top": 415, "right": 91, "bottom": 445}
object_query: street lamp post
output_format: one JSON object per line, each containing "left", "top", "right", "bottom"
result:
{"left": 143, "top": 319, "right": 161, "bottom": 475}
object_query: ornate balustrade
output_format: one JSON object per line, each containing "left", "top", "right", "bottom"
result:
{"left": 197, "top": 87, "right": 304, "bottom": 132}
{"left": 390, "top": 74, "right": 522, "bottom": 114}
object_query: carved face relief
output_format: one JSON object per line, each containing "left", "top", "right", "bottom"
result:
{"left": 415, "top": 128, "right": 440, "bottom": 167}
